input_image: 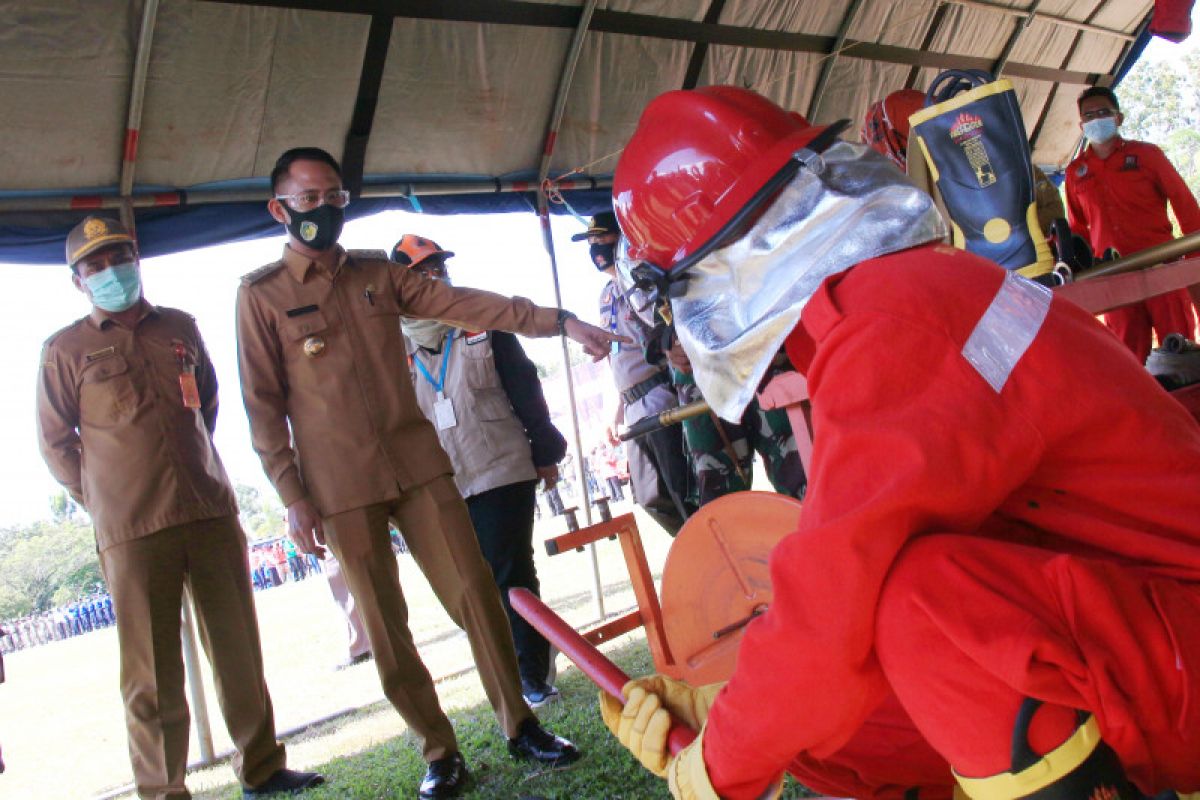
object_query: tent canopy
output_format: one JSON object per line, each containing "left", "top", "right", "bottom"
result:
{"left": 0, "top": 0, "right": 1171, "bottom": 263}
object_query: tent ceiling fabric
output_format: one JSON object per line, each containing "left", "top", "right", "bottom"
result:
{"left": 0, "top": 0, "right": 1158, "bottom": 214}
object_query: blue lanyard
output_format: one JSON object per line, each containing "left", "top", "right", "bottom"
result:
{"left": 414, "top": 332, "right": 455, "bottom": 394}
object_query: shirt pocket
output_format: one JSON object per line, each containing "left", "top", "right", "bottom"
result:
{"left": 476, "top": 393, "right": 514, "bottom": 422}
{"left": 474, "top": 392, "right": 522, "bottom": 454}
{"left": 463, "top": 348, "right": 501, "bottom": 391}
{"left": 280, "top": 311, "right": 331, "bottom": 362}
{"left": 365, "top": 289, "right": 401, "bottom": 319}
{"left": 79, "top": 354, "right": 137, "bottom": 424}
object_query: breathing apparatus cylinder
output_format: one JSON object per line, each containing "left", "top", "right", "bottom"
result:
{"left": 909, "top": 70, "right": 1054, "bottom": 277}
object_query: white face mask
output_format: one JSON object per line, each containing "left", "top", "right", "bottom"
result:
{"left": 1083, "top": 117, "right": 1119, "bottom": 144}
{"left": 401, "top": 318, "right": 453, "bottom": 350}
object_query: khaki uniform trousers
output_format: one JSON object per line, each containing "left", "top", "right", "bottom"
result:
{"left": 99, "top": 516, "right": 285, "bottom": 800}
{"left": 322, "top": 474, "right": 531, "bottom": 761}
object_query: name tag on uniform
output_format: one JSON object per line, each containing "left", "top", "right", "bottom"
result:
{"left": 173, "top": 342, "right": 201, "bottom": 409}
{"left": 85, "top": 346, "right": 116, "bottom": 363}
{"left": 434, "top": 394, "right": 457, "bottom": 430}
{"left": 179, "top": 370, "right": 202, "bottom": 409}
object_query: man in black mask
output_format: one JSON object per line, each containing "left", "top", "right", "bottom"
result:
{"left": 265, "top": 148, "right": 349, "bottom": 251}
{"left": 573, "top": 211, "right": 694, "bottom": 535}
{"left": 238, "top": 147, "right": 618, "bottom": 798}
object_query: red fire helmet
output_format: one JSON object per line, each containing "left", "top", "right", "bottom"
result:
{"left": 613, "top": 86, "right": 837, "bottom": 272}
{"left": 859, "top": 89, "right": 925, "bottom": 169}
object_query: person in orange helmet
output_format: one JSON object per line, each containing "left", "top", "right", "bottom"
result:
{"left": 393, "top": 232, "right": 568, "bottom": 709}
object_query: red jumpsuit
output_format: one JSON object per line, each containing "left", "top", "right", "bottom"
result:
{"left": 701, "top": 244, "right": 1200, "bottom": 799}
{"left": 1065, "top": 138, "right": 1200, "bottom": 361}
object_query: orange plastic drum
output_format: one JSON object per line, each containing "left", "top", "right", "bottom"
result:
{"left": 660, "top": 491, "right": 802, "bottom": 686}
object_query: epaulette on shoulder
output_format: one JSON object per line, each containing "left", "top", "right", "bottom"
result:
{"left": 157, "top": 306, "right": 196, "bottom": 322}
{"left": 42, "top": 317, "right": 86, "bottom": 350}
{"left": 346, "top": 248, "right": 390, "bottom": 263}
{"left": 241, "top": 261, "right": 286, "bottom": 286}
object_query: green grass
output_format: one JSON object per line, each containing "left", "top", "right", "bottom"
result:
{"left": 0, "top": 497, "right": 818, "bottom": 799}
{"left": 184, "top": 638, "right": 816, "bottom": 800}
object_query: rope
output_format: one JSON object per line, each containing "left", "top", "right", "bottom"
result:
{"left": 754, "top": 4, "right": 945, "bottom": 94}
{"left": 542, "top": 3, "right": 945, "bottom": 210}
{"left": 539, "top": 177, "right": 592, "bottom": 226}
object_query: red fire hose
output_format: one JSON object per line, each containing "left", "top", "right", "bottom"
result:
{"left": 509, "top": 587, "right": 697, "bottom": 754}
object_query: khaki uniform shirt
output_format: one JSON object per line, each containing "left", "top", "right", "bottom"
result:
{"left": 236, "top": 246, "right": 559, "bottom": 517}
{"left": 36, "top": 304, "right": 238, "bottom": 550}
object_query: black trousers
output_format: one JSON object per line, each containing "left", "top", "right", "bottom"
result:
{"left": 639, "top": 423, "right": 696, "bottom": 536}
{"left": 465, "top": 479, "right": 550, "bottom": 685}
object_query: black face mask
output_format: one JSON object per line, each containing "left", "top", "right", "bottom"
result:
{"left": 285, "top": 204, "right": 345, "bottom": 251}
{"left": 590, "top": 242, "right": 615, "bottom": 270}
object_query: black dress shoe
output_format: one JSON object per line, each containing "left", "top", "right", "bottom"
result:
{"left": 506, "top": 718, "right": 581, "bottom": 766}
{"left": 243, "top": 768, "right": 325, "bottom": 798}
{"left": 419, "top": 752, "right": 469, "bottom": 799}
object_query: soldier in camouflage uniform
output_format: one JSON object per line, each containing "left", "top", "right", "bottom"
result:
{"left": 668, "top": 342, "right": 806, "bottom": 506}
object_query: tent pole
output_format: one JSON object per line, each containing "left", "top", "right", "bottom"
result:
{"left": 535, "top": 0, "right": 605, "bottom": 621}
{"left": 180, "top": 585, "right": 215, "bottom": 766}
{"left": 118, "top": 0, "right": 160, "bottom": 236}
{"left": 119, "top": 4, "right": 220, "bottom": 758}
{"left": 0, "top": 178, "right": 609, "bottom": 214}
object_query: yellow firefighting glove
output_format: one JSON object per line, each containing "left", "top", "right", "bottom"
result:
{"left": 599, "top": 675, "right": 723, "bottom": 777}
{"left": 667, "top": 729, "right": 783, "bottom": 800}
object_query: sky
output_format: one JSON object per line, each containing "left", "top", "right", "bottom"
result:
{"left": 0, "top": 211, "right": 612, "bottom": 527}
{"left": 2, "top": 13, "right": 1198, "bottom": 528}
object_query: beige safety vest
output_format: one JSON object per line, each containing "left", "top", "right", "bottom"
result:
{"left": 408, "top": 330, "right": 537, "bottom": 499}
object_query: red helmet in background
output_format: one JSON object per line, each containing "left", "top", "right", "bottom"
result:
{"left": 859, "top": 89, "right": 925, "bottom": 169}
{"left": 613, "top": 86, "right": 839, "bottom": 272}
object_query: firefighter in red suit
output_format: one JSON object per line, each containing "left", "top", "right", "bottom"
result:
{"left": 1066, "top": 85, "right": 1200, "bottom": 363}
{"left": 599, "top": 85, "right": 1200, "bottom": 800}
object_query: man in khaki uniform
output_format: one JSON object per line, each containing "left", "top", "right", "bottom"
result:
{"left": 236, "top": 147, "right": 617, "bottom": 799}
{"left": 36, "top": 216, "right": 322, "bottom": 800}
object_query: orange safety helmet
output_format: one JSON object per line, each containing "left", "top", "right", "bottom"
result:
{"left": 390, "top": 234, "right": 455, "bottom": 268}
{"left": 613, "top": 86, "right": 845, "bottom": 273}
{"left": 859, "top": 89, "right": 925, "bottom": 170}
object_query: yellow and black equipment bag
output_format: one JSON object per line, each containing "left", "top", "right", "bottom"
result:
{"left": 910, "top": 69, "right": 1054, "bottom": 277}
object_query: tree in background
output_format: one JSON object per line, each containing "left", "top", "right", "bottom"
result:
{"left": 0, "top": 512, "right": 100, "bottom": 618}
{"left": 236, "top": 482, "right": 283, "bottom": 541}
{"left": 1119, "top": 50, "right": 1200, "bottom": 195}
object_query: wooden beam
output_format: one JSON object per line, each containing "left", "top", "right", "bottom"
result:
{"left": 906, "top": 2, "right": 950, "bottom": 90}
{"left": 991, "top": 0, "right": 1041, "bottom": 77}
{"left": 807, "top": 0, "right": 867, "bottom": 119}
{"left": 341, "top": 13, "right": 393, "bottom": 196}
{"left": 1055, "top": 255, "right": 1200, "bottom": 314}
{"left": 198, "top": 0, "right": 1109, "bottom": 87}
{"left": 682, "top": 0, "right": 727, "bottom": 90}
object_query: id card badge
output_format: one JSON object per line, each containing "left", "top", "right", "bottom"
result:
{"left": 179, "top": 367, "right": 201, "bottom": 409}
{"left": 434, "top": 393, "right": 457, "bottom": 430}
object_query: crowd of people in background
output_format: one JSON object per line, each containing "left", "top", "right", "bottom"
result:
{"left": 249, "top": 529, "right": 409, "bottom": 592}
{"left": 0, "top": 593, "right": 115, "bottom": 653}
{"left": 249, "top": 537, "right": 323, "bottom": 591}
